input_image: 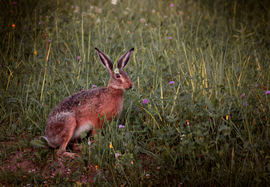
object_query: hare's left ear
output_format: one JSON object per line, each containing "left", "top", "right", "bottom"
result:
{"left": 117, "top": 48, "right": 134, "bottom": 70}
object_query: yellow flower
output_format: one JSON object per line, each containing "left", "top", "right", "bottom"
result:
{"left": 12, "top": 24, "right": 15, "bottom": 28}
{"left": 131, "top": 161, "right": 133, "bottom": 165}
{"left": 95, "top": 165, "right": 98, "bottom": 169}
{"left": 34, "top": 51, "right": 37, "bottom": 55}
{"left": 186, "top": 120, "right": 189, "bottom": 125}
{"left": 226, "top": 115, "right": 229, "bottom": 120}
{"left": 109, "top": 142, "right": 113, "bottom": 149}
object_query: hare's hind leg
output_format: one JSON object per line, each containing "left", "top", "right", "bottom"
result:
{"left": 46, "top": 114, "right": 78, "bottom": 159}
{"left": 57, "top": 116, "right": 79, "bottom": 159}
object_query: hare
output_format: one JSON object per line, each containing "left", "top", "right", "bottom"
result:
{"left": 43, "top": 47, "right": 134, "bottom": 158}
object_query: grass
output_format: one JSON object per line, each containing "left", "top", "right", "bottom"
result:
{"left": 1, "top": 0, "right": 270, "bottom": 186}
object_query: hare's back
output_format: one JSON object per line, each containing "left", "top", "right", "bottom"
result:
{"left": 48, "top": 87, "right": 108, "bottom": 117}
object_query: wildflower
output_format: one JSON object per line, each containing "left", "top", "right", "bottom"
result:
{"left": 111, "top": 0, "right": 117, "bottom": 5}
{"left": 170, "top": 4, "right": 174, "bottom": 7}
{"left": 146, "top": 174, "right": 150, "bottom": 178}
{"left": 243, "top": 102, "right": 249, "bottom": 106}
{"left": 138, "top": 59, "right": 140, "bottom": 61}
{"left": 263, "top": 86, "right": 267, "bottom": 90}
{"left": 74, "top": 6, "right": 80, "bottom": 13}
{"left": 48, "top": 39, "right": 51, "bottom": 42}
{"left": 152, "top": 9, "right": 156, "bottom": 14}
{"left": 12, "top": 24, "right": 15, "bottom": 28}
{"left": 34, "top": 51, "right": 37, "bottom": 55}
{"left": 143, "top": 99, "right": 148, "bottom": 104}
{"left": 71, "top": 5, "right": 74, "bottom": 8}
{"left": 241, "top": 93, "right": 246, "bottom": 99}
{"left": 127, "top": 21, "right": 131, "bottom": 24}
{"left": 200, "top": 154, "right": 204, "bottom": 159}
{"left": 169, "top": 81, "right": 174, "bottom": 84}
{"left": 96, "top": 18, "right": 100, "bottom": 24}
{"left": 200, "top": 135, "right": 202, "bottom": 140}
{"left": 140, "top": 18, "right": 145, "bottom": 23}
{"left": 116, "top": 163, "right": 120, "bottom": 167}
{"left": 115, "top": 153, "right": 122, "bottom": 160}
{"left": 226, "top": 115, "right": 229, "bottom": 120}
{"left": 95, "top": 165, "right": 98, "bottom": 169}
{"left": 255, "top": 84, "right": 258, "bottom": 87}
{"left": 124, "top": 11, "right": 128, "bottom": 16}
{"left": 131, "top": 161, "right": 133, "bottom": 165}
{"left": 109, "top": 142, "right": 114, "bottom": 149}
{"left": 77, "top": 56, "right": 80, "bottom": 60}
{"left": 157, "top": 167, "right": 160, "bottom": 170}
{"left": 88, "top": 140, "right": 91, "bottom": 146}
{"left": 186, "top": 120, "right": 189, "bottom": 125}
{"left": 240, "top": 29, "right": 243, "bottom": 32}
{"left": 168, "top": 37, "right": 172, "bottom": 40}
{"left": 24, "top": 26, "right": 27, "bottom": 30}
{"left": 266, "top": 90, "right": 270, "bottom": 95}
{"left": 127, "top": 30, "right": 130, "bottom": 34}
{"left": 92, "top": 85, "right": 97, "bottom": 88}
{"left": 119, "top": 124, "right": 125, "bottom": 128}
{"left": 97, "top": 8, "right": 102, "bottom": 14}
{"left": 12, "top": 2, "right": 16, "bottom": 5}
{"left": 179, "top": 11, "right": 183, "bottom": 15}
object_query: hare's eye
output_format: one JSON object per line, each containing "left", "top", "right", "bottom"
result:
{"left": 115, "top": 73, "right": 121, "bottom": 78}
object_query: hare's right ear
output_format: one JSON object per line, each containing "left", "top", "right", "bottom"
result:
{"left": 95, "top": 48, "right": 113, "bottom": 75}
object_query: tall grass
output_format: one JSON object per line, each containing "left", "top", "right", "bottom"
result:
{"left": 1, "top": 0, "right": 270, "bottom": 186}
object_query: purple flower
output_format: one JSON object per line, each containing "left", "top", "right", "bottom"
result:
{"left": 138, "top": 59, "right": 140, "bottom": 61}
{"left": 169, "top": 81, "right": 174, "bottom": 85}
{"left": 48, "top": 39, "right": 51, "bottom": 42}
{"left": 77, "top": 56, "right": 80, "bottom": 60}
{"left": 241, "top": 93, "right": 246, "bottom": 99}
{"left": 266, "top": 90, "right": 270, "bottom": 95}
{"left": 72, "top": 5, "right": 74, "bottom": 8}
{"left": 24, "top": 26, "right": 28, "bottom": 30}
{"left": 143, "top": 99, "right": 148, "bottom": 104}
{"left": 179, "top": 11, "right": 183, "bottom": 15}
{"left": 170, "top": 4, "right": 174, "bottom": 7}
{"left": 12, "top": 2, "right": 16, "bottom": 5}
{"left": 240, "top": 29, "right": 243, "bottom": 32}
{"left": 243, "top": 102, "right": 249, "bottom": 106}
{"left": 168, "top": 37, "right": 172, "bottom": 40}
{"left": 255, "top": 84, "right": 258, "bottom": 87}
{"left": 119, "top": 125, "right": 125, "bottom": 128}
{"left": 92, "top": 85, "right": 97, "bottom": 88}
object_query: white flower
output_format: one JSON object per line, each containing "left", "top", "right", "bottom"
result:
{"left": 115, "top": 153, "right": 122, "bottom": 160}
{"left": 96, "top": 18, "right": 100, "bottom": 24}
{"left": 111, "top": 0, "right": 117, "bottom": 5}
{"left": 74, "top": 6, "right": 80, "bottom": 13}
{"left": 140, "top": 18, "right": 145, "bottom": 23}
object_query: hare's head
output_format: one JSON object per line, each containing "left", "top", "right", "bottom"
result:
{"left": 95, "top": 47, "right": 134, "bottom": 90}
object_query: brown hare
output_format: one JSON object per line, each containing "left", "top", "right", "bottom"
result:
{"left": 43, "top": 47, "right": 134, "bottom": 158}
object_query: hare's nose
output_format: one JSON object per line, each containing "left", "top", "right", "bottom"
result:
{"left": 129, "top": 83, "right": 133, "bottom": 89}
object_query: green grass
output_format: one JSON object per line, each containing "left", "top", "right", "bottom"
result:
{"left": 1, "top": 0, "right": 270, "bottom": 186}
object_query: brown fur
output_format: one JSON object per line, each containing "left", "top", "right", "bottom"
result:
{"left": 43, "top": 48, "right": 134, "bottom": 158}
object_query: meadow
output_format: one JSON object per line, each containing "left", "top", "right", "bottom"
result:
{"left": 1, "top": 0, "right": 270, "bottom": 186}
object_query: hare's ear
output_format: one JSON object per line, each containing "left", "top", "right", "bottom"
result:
{"left": 117, "top": 48, "right": 134, "bottom": 70}
{"left": 95, "top": 47, "right": 113, "bottom": 75}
